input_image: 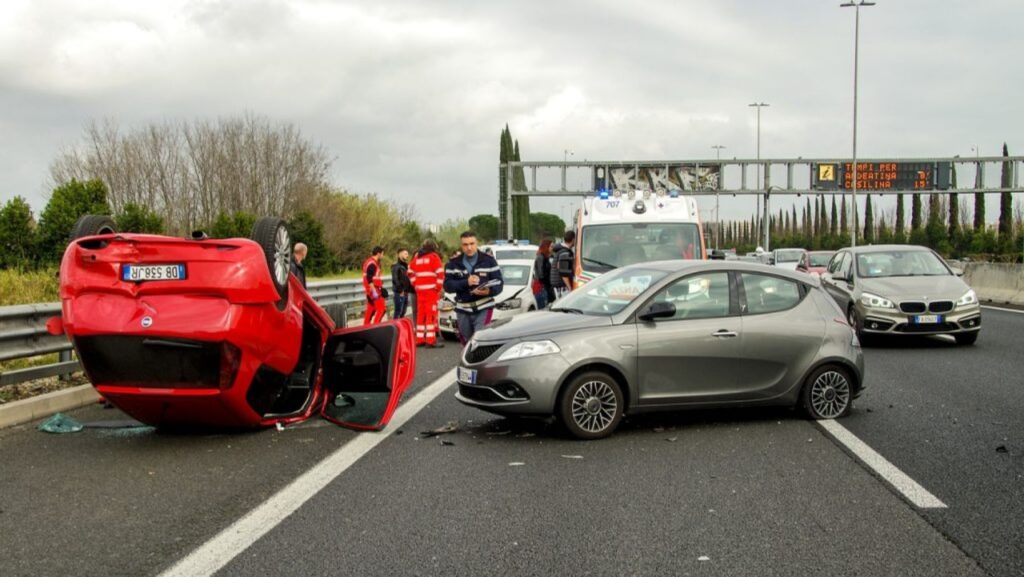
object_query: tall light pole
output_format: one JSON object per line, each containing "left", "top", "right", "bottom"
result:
{"left": 841, "top": 0, "right": 875, "bottom": 247}
{"left": 711, "top": 145, "right": 726, "bottom": 250}
{"left": 749, "top": 103, "right": 769, "bottom": 249}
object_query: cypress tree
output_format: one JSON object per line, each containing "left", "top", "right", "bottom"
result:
{"left": 512, "top": 139, "right": 530, "bottom": 239}
{"left": 498, "top": 126, "right": 510, "bottom": 236}
{"left": 998, "top": 142, "right": 1013, "bottom": 249}
{"left": 911, "top": 194, "right": 923, "bottom": 232}
{"left": 863, "top": 195, "right": 874, "bottom": 243}
{"left": 895, "top": 194, "right": 906, "bottom": 243}
{"left": 973, "top": 157, "right": 985, "bottom": 231}
{"left": 830, "top": 197, "right": 838, "bottom": 237}
{"left": 840, "top": 197, "right": 848, "bottom": 236}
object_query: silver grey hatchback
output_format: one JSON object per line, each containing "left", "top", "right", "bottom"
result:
{"left": 455, "top": 261, "right": 865, "bottom": 439}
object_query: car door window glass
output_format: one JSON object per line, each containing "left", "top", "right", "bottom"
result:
{"left": 827, "top": 252, "right": 844, "bottom": 274}
{"left": 651, "top": 272, "right": 731, "bottom": 320}
{"left": 837, "top": 253, "right": 852, "bottom": 279}
{"left": 741, "top": 273, "right": 802, "bottom": 315}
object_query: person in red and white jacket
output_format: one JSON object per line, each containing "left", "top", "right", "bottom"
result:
{"left": 408, "top": 239, "right": 445, "bottom": 347}
{"left": 361, "top": 246, "right": 387, "bottom": 325}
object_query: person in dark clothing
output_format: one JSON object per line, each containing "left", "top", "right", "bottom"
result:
{"left": 443, "top": 231, "right": 503, "bottom": 343}
{"left": 391, "top": 248, "right": 413, "bottom": 319}
{"left": 532, "top": 239, "right": 554, "bottom": 309}
{"left": 290, "top": 242, "right": 308, "bottom": 288}
{"left": 549, "top": 230, "right": 576, "bottom": 300}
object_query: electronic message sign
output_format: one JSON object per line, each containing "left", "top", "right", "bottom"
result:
{"left": 812, "top": 161, "right": 951, "bottom": 191}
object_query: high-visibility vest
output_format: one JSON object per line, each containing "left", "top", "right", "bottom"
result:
{"left": 408, "top": 252, "right": 444, "bottom": 292}
{"left": 362, "top": 256, "right": 383, "bottom": 295}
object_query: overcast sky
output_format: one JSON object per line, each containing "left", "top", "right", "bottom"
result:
{"left": 1, "top": 0, "right": 1021, "bottom": 229}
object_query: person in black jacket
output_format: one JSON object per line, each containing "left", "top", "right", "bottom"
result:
{"left": 443, "top": 231, "right": 503, "bottom": 343}
{"left": 549, "top": 230, "right": 576, "bottom": 299}
{"left": 532, "top": 239, "right": 554, "bottom": 309}
{"left": 391, "top": 248, "right": 413, "bottom": 319}
{"left": 290, "top": 243, "right": 307, "bottom": 288}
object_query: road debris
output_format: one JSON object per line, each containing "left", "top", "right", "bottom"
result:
{"left": 666, "top": 437, "right": 678, "bottom": 442}
{"left": 508, "top": 462, "right": 526, "bottom": 466}
{"left": 38, "top": 413, "right": 83, "bottom": 434}
{"left": 485, "top": 429, "right": 512, "bottom": 436}
{"left": 996, "top": 445, "right": 1008, "bottom": 453}
{"left": 441, "top": 439, "right": 455, "bottom": 446}
{"left": 420, "top": 420, "right": 459, "bottom": 438}
{"left": 275, "top": 422, "right": 285, "bottom": 431}
{"left": 698, "top": 555, "right": 710, "bottom": 562}
{"left": 561, "top": 455, "right": 584, "bottom": 460}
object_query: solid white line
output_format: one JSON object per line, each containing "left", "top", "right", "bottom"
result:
{"left": 817, "top": 419, "right": 947, "bottom": 509}
{"left": 982, "top": 304, "right": 1024, "bottom": 314}
{"left": 158, "top": 368, "right": 457, "bottom": 577}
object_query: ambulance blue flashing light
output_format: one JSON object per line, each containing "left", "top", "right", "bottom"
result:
{"left": 597, "top": 188, "right": 610, "bottom": 200}
{"left": 669, "top": 189, "right": 680, "bottom": 198}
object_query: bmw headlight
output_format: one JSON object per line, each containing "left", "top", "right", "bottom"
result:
{"left": 860, "top": 292, "right": 895, "bottom": 310}
{"left": 956, "top": 289, "right": 977, "bottom": 308}
{"left": 496, "top": 298, "right": 522, "bottom": 311}
{"left": 497, "top": 340, "right": 560, "bottom": 361}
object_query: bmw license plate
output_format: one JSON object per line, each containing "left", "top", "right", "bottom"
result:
{"left": 457, "top": 366, "right": 477, "bottom": 385}
{"left": 122, "top": 264, "right": 187, "bottom": 282}
{"left": 913, "top": 314, "right": 942, "bottom": 324}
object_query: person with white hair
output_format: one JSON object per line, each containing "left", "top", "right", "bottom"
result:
{"left": 290, "top": 242, "right": 308, "bottom": 288}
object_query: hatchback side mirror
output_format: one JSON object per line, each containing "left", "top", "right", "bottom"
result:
{"left": 639, "top": 301, "right": 676, "bottom": 321}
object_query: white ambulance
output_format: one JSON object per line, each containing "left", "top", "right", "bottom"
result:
{"left": 573, "top": 190, "right": 707, "bottom": 287}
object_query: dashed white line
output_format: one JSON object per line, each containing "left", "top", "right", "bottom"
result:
{"left": 817, "top": 419, "right": 947, "bottom": 509}
{"left": 158, "top": 368, "right": 457, "bottom": 577}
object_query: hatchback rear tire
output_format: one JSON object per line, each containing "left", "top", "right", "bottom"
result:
{"left": 558, "top": 371, "right": 624, "bottom": 440}
{"left": 250, "top": 217, "right": 291, "bottom": 308}
{"left": 801, "top": 365, "right": 854, "bottom": 420}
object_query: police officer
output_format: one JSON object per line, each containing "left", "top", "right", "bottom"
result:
{"left": 443, "top": 231, "right": 503, "bottom": 343}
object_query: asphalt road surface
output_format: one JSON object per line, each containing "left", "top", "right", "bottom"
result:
{"left": 1, "top": 308, "right": 1021, "bottom": 576}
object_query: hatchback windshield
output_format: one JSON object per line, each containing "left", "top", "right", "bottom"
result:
{"left": 856, "top": 250, "right": 951, "bottom": 278}
{"left": 580, "top": 223, "right": 702, "bottom": 274}
{"left": 552, "top": 267, "right": 668, "bottom": 315}
{"left": 809, "top": 253, "right": 833, "bottom": 267}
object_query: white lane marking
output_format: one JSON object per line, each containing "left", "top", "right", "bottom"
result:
{"left": 817, "top": 419, "right": 947, "bottom": 509}
{"left": 981, "top": 305, "right": 1024, "bottom": 314}
{"left": 158, "top": 368, "right": 457, "bottom": 577}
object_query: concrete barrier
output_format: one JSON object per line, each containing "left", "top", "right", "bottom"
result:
{"left": 963, "top": 263, "right": 1024, "bottom": 306}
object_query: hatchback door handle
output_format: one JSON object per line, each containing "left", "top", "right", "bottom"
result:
{"left": 712, "top": 330, "right": 738, "bottom": 338}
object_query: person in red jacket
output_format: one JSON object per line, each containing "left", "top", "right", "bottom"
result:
{"left": 362, "top": 246, "right": 387, "bottom": 325}
{"left": 408, "top": 239, "right": 445, "bottom": 347}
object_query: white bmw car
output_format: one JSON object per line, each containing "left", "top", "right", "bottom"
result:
{"left": 439, "top": 258, "right": 539, "bottom": 341}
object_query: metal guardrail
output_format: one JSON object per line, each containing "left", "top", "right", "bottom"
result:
{"left": 0, "top": 277, "right": 389, "bottom": 389}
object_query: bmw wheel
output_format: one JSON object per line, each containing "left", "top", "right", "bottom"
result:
{"left": 802, "top": 365, "right": 853, "bottom": 420}
{"left": 558, "top": 371, "right": 624, "bottom": 440}
{"left": 251, "top": 217, "right": 291, "bottom": 307}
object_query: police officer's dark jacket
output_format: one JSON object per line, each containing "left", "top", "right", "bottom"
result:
{"left": 443, "top": 251, "right": 503, "bottom": 312}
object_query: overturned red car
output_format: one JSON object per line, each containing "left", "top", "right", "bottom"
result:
{"left": 49, "top": 214, "right": 415, "bottom": 430}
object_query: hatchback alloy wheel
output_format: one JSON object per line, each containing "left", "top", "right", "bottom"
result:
{"left": 559, "top": 371, "right": 624, "bottom": 439}
{"left": 803, "top": 366, "right": 852, "bottom": 419}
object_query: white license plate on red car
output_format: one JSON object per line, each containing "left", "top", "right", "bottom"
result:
{"left": 122, "top": 264, "right": 186, "bottom": 282}
{"left": 457, "top": 366, "right": 477, "bottom": 384}
{"left": 913, "top": 314, "right": 942, "bottom": 324}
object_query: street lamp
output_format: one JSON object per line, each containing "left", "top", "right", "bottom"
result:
{"left": 841, "top": 0, "right": 875, "bottom": 247}
{"left": 749, "top": 102, "right": 769, "bottom": 248}
{"left": 711, "top": 145, "right": 726, "bottom": 250}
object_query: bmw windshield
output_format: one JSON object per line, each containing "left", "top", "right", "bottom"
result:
{"left": 856, "top": 250, "right": 952, "bottom": 278}
{"left": 552, "top": 267, "right": 668, "bottom": 315}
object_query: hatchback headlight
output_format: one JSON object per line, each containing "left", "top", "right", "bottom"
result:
{"left": 497, "top": 340, "right": 560, "bottom": 361}
{"left": 496, "top": 298, "right": 522, "bottom": 311}
{"left": 860, "top": 292, "right": 895, "bottom": 310}
{"left": 956, "top": 289, "right": 977, "bottom": 308}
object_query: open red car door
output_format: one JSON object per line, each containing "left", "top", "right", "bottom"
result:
{"left": 319, "top": 318, "right": 415, "bottom": 430}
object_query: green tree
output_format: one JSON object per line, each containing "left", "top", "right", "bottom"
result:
{"left": 894, "top": 194, "right": 906, "bottom": 244}
{"left": 973, "top": 158, "right": 985, "bottom": 231}
{"left": 0, "top": 196, "right": 36, "bottom": 269}
{"left": 468, "top": 214, "right": 500, "bottom": 242}
{"left": 36, "top": 178, "right": 111, "bottom": 264}
{"left": 998, "top": 142, "right": 1014, "bottom": 253}
{"left": 911, "top": 194, "right": 923, "bottom": 233}
{"left": 863, "top": 195, "right": 874, "bottom": 244}
{"left": 289, "top": 211, "right": 338, "bottom": 276}
{"left": 830, "top": 197, "right": 838, "bottom": 238}
{"left": 840, "top": 197, "right": 848, "bottom": 237}
{"left": 512, "top": 139, "right": 530, "bottom": 239}
{"left": 925, "top": 194, "right": 949, "bottom": 253}
{"left": 116, "top": 203, "right": 164, "bottom": 234}
{"left": 529, "top": 212, "right": 566, "bottom": 242}
{"left": 210, "top": 212, "right": 257, "bottom": 239}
